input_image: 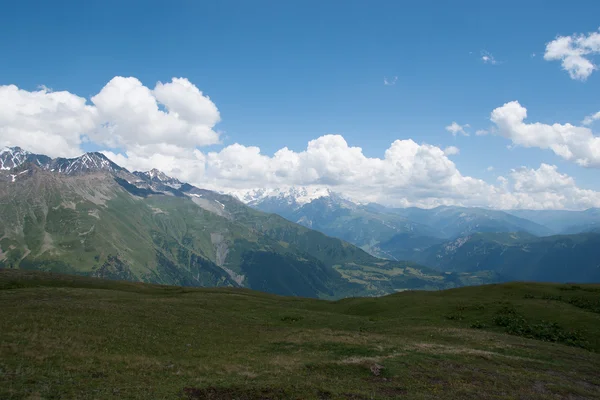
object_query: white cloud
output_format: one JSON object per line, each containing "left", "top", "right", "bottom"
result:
{"left": 90, "top": 77, "right": 220, "bottom": 149}
{"left": 481, "top": 51, "right": 498, "bottom": 65}
{"left": 583, "top": 110, "right": 600, "bottom": 126}
{"left": 103, "top": 144, "right": 207, "bottom": 184}
{"left": 486, "top": 166, "right": 494, "bottom": 172}
{"left": 443, "top": 146, "right": 460, "bottom": 156}
{"left": 497, "top": 164, "right": 600, "bottom": 210}
{"left": 544, "top": 29, "right": 600, "bottom": 80}
{"left": 445, "top": 122, "right": 470, "bottom": 136}
{"left": 194, "top": 135, "right": 495, "bottom": 208}
{"left": 383, "top": 76, "right": 398, "bottom": 86}
{"left": 490, "top": 101, "right": 600, "bottom": 167}
{"left": 0, "top": 77, "right": 221, "bottom": 158}
{"left": 475, "top": 129, "right": 489, "bottom": 136}
{"left": 0, "top": 85, "right": 97, "bottom": 157}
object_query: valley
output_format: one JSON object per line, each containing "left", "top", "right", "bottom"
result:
{"left": 238, "top": 186, "right": 600, "bottom": 284}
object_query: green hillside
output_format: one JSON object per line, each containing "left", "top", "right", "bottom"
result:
{"left": 1, "top": 270, "right": 599, "bottom": 399}
{"left": 0, "top": 166, "right": 493, "bottom": 298}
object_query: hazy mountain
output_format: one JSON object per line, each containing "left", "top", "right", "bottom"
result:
{"left": 507, "top": 209, "right": 600, "bottom": 234}
{"left": 403, "top": 231, "right": 600, "bottom": 283}
{"left": 381, "top": 205, "right": 553, "bottom": 238}
{"left": 0, "top": 147, "right": 494, "bottom": 299}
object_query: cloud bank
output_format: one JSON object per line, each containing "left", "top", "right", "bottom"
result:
{"left": 1, "top": 76, "right": 599, "bottom": 210}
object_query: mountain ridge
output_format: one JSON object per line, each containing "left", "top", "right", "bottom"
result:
{"left": 0, "top": 146, "right": 494, "bottom": 299}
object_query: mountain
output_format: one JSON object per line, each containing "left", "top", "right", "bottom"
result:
{"left": 0, "top": 146, "right": 32, "bottom": 170}
{"left": 382, "top": 205, "right": 553, "bottom": 238}
{"left": 0, "top": 147, "right": 493, "bottom": 299}
{"left": 507, "top": 208, "right": 600, "bottom": 234}
{"left": 234, "top": 187, "right": 439, "bottom": 257}
{"left": 1, "top": 148, "right": 123, "bottom": 176}
{"left": 402, "top": 231, "right": 600, "bottom": 283}
{"left": 231, "top": 186, "right": 337, "bottom": 217}
{"left": 376, "top": 232, "right": 446, "bottom": 261}
{"left": 1, "top": 146, "right": 52, "bottom": 171}
{"left": 233, "top": 189, "right": 600, "bottom": 284}
{"left": 237, "top": 189, "right": 552, "bottom": 259}
{"left": 133, "top": 168, "right": 183, "bottom": 188}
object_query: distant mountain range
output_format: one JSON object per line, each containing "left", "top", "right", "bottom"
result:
{"left": 233, "top": 186, "right": 600, "bottom": 283}
{"left": 233, "top": 187, "right": 554, "bottom": 253}
{"left": 507, "top": 209, "right": 600, "bottom": 235}
{"left": 3, "top": 146, "right": 598, "bottom": 292}
{"left": 0, "top": 147, "right": 494, "bottom": 299}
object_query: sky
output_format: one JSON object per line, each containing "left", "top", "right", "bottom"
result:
{"left": 1, "top": 0, "right": 600, "bottom": 209}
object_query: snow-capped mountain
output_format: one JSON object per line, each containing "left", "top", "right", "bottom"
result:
{"left": 51, "top": 153, "right": 124, "bottom": 175}
{"left": 0, "top": 147, "right": 33, "bottom": 170}
{"left": 230, "top": 186, "right": 343, "bottom": 209}
{"left": 1, "top": 147, "right": 122, "bottom": 176}
{"left": 133, "top": 168, "right": 183, "bottom": 188}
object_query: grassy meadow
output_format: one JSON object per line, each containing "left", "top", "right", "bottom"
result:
{"left": 1, "top": 269, "right": 599, "bottom": 399}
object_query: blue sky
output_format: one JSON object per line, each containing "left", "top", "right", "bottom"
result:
{"left": 1, "top": 0, "right": 600, "bottom": 208}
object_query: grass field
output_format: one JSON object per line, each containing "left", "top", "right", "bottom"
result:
{"left": 1, "top": 269, "right": 599, "bottom": 399}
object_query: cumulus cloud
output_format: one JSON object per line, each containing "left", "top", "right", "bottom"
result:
{"left": 103, "top": 144, "right": 207, "bottom": 184}
{"left": 191, "top": 135, "right": 495, "bottom": 207}
{"left": 486, "top": 166, "right": 494, "bottom": 172}
{"left": 490, "top": 101, "right": 600, "bottom": 167}
{"left": 544, "top": 29, "right": 600, "bottom": 80}
{"left": 0, "top": 77, "right": 220, "bottom": 158}
{"left": 497, "top": 164, "right": 600, "bottom": 210}
{"left": 90, "top": 77, "right": 220, "bottom": 149}
{"left": 0, "top": 85, "right": 97, "bottom": 157}
{"left": 445, "top": 122, "right": 470, "bottom": 136}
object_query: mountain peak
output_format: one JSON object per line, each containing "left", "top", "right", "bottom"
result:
{"left": 0, "top": 146, "right": 31, "bottom": 170}
{"left": 1, "top": 146, "right": 26, "bottom": 154}
{"left": 148, "top": 168, "right": 172, "bottom": 182}
{"left": 52, "top": 152, "right": 123, "bottom": 175}
{"left": 134, "top": 168, "right": 181, "bottom": 184}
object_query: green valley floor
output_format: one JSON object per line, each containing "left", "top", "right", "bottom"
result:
{"left": 1, "top": 269, "right": 599, "bottom": 399}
